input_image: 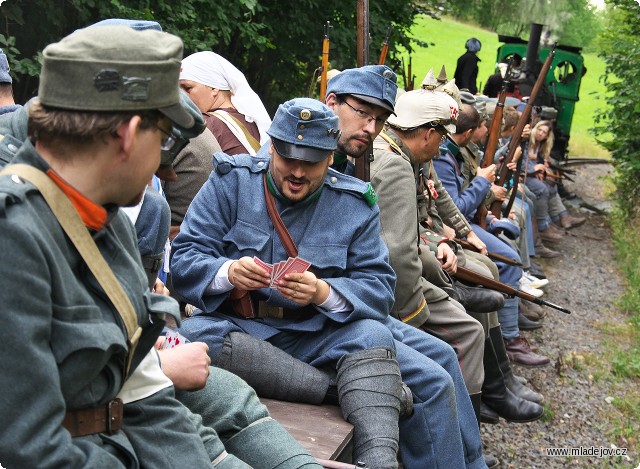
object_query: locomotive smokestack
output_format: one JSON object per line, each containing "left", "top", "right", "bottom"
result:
{"left": 526, "top": 23, "right": 544, "bottom": 74}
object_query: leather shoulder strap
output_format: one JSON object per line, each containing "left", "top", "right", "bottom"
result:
{"left": 0, "top": 164, "right": 142, "bottom": 376}
{"left": 263, "top": 173, "right": 298, "bottom": 258}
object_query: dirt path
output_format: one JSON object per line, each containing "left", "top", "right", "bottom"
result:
{"left": 481, "top": 163, "right": 639, "bottom": 468}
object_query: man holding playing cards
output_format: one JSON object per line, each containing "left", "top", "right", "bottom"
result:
{"left": 172, "top": 97, "right": 487, "bottom": 469}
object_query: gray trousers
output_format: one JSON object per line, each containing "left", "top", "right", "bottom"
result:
{"left": 177, "top": 367, "right": 321, "bottom": 468}
{"left": 419, "top": 250, "right": 485, "bottom": 395}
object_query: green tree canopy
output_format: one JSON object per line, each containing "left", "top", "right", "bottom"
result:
{"left": 593, "top": 0, "right": 640, "bottom": 218}
{"left": 0, "top": 0, "right": 445, "bottom": 112}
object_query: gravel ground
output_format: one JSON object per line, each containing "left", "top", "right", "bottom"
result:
{"left": 481, "top": 163, "right": 640, "bottom": 468}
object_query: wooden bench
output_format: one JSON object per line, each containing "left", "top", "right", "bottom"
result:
{"left": 261, "top": 398, "right": 353, "bottom": 463}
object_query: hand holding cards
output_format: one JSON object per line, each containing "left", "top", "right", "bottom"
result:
{"left": 253, "top": 256, "right": 312, "bottom": 288}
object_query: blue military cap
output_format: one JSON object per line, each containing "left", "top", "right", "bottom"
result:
{"left": 267, "top": 97, "right": 340, "bottom": 163}
{"left": 326, "top": 65, "right": 398, "bottom": 114}
{"left": 88, "top": 18, "right": 163, "bottom": 31}
{"left": 0, "top": 48, "right": 12, "bottom": 84}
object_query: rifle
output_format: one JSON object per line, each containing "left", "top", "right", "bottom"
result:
{"left": 455, "top": 238, "right": 522, "bottom": 267}
{"left": 490, "top": 44, "right": 557, "bottom": 218}
{"left": 471, "top": 59, "right": 513, "bottom": 229}
{"left": 378, "top": 24, "right": 392, "bottom": 65}
{"left": 453, "top": 266, "right": 571, "bottom": 314}
{"left": 355, "top": 0, "right": 371, "bottom": 182}
{"left": 319, "top": 21, "right": 331, "bottom": 102}
{"left": 317, "top": 459, "right": 368, "bottom": 469}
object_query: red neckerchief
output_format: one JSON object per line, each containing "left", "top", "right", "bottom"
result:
{"left": 46, "top": 169, "right": 107, "bottom": 231}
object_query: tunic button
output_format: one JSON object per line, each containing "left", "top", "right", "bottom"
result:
{"left": 11, "top": 175, "right": 23, "bottom": 184}
{"left": 257, "top": 161, "right": 265, "bottom": 167}
{"left": 298, "top": 135, "right": 303, "bottom": 140}
{"left": 7, "top": 144, "right": 17, "bottom": 153}
{"left": 330, "top": 177, "right": 337, "bottom": 184}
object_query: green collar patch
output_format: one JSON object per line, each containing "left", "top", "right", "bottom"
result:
{"left": 362, "top": 182, "right": 378, "bottom": 207}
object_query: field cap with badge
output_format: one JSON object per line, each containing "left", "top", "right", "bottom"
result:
{"left": 38, "top": 25, "right": 196, "bottom": 130}
{"left": 387, "top": 89, "right": 458, "bottom": 134}
{"left": 326, "top": 64, "right": 398, "bottom": 115}
{"left": 267, "top": 97, "right": 340, "bottom": 162}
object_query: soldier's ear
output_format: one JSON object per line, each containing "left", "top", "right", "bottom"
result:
{"left": 325, "top": 93, "right": 338, "bottom": 109}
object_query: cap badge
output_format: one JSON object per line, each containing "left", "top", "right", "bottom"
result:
{"left": 121, "top": 76, "right": 151, "bottom": 102}
{"left": 300, "top": 109, "right": 312, "bottom": 120}
{"left": 94, "top": 69, "right": 121, "bottom": 92}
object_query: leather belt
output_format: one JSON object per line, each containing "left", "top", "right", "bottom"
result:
{"left": 256, "top": 300, "right": 318, "bottom": 320}
{"left": 62, "top": 398, "right": 123, "bottom": 437}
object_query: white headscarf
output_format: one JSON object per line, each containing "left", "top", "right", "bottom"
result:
{"left": 180, "top": 51, "right": 271, "bottom": 143}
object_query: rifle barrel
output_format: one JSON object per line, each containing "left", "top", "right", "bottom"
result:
{"left": 454, "top": 266, "right": 571, "bottom": 314}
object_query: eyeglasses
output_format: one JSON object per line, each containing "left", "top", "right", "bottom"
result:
{"left": 154, "top": 124, "right": 177, "bottom": 152}
{"left": 343, "top": 100, "right": 388, "bottom": 126}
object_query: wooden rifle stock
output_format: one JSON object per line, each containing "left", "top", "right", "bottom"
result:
{"left": 472, "top": 60, "right": 513, "bottom": 228}
{"left": 378, "top": 24, "right": 392, "bottom": 65}
{"left": 317, "top": 459, "right": 367, "bottom": 469}
{"left": 319, "top": 21, "right": 331, "bottom": 101}
{"left": 490, "top": 45, "right": 557, "bottom": 218}
{"left": 454, "top": 266, "right": 571, "bottom": 314}
{"left": 455, "top": 238, "right": 522, "bottom": 266}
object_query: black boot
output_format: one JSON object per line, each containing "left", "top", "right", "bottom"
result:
{"left": 490, "top": 326, "right": 544, "bottom": 405}
{"left": 481, "top": 336, "right": 544, "bottom": 422}
{"left": 480, "top": 402, "right": 499, "bottom": 424}
{"left": 453, "top": 281, "right": 506, "bottom": 313}
{"left": 518, "top": 311, "right": 543, "bottom": 330}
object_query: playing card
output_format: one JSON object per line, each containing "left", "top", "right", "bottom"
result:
{"left": 287, "top": 257, "right": 312, "bottom": 274}
{"left": 253, "top": 256, "right": 273, "bottom": 275}
{"left": 163, "top": 329, "right": 187, "bottom": 349}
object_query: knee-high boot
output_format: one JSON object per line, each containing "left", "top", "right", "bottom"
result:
{"left": 481, "top": 336, "right": 544, "bottom": 422}
{"left": 489, "top": 326, "right": 544, "bottom": 404}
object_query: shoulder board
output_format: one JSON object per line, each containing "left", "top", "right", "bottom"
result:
{"left": 325, "top": 168, "right": 378, "bottom": 207}
{"left": 213, "top": 152, "right": 269, "bottom": 175}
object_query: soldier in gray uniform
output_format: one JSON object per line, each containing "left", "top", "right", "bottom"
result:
{"left": 0, "top": 25, "right": 216, "bottom": 468}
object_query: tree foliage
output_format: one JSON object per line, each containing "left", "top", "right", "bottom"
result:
{"left": 593, "top": 0, "right": 640, "bottom": 219}
{"left": 446, "top": 0, "right": 602, "bottom": 50}
{"left": 0, "top": 0, "right": 445, "bottom": 112}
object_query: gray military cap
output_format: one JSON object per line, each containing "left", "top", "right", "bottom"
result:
{"left": 39, "top": 26, "right": 194, "bottom": 129}
{"left": 327, "top": 65, "right": 398, "bottom": 114}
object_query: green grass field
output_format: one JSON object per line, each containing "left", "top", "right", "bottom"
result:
{"left": 403, "top": 15, "right": 609, "bottom": 158}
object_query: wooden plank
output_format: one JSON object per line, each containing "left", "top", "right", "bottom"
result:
{"left": 261, "top": 398, "right": 353, "bottom": 461}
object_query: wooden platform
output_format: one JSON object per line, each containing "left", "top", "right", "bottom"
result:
{"left": 261, "top": 398, "right": 353, "bottom": 461}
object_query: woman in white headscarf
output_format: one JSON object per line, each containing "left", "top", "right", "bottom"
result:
{"left": 180, "top": 51, "right": 271, "bottom": 155}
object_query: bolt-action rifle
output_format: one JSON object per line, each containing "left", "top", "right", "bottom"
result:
{"left": 454, "top": 238, "right": 522, "bottom": 267}
{"left": 378, "top": 24, "right": 392, "bottom": 65}
{"left": 453, "top": 265, "right": 571, "bottom": 314}
{"left": 490, "top": 45, "right": 556, "bottom": 218}
{"left": 472, "top": 59, "right": 513, "bottom": 229}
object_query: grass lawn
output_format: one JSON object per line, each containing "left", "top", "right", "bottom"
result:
{"left": 402, "top": 15, "right": 609, "bottom": 158}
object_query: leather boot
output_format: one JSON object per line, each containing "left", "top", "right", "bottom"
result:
{"left": 561, "top": 213, "right": 586, "bottom": 229}
{"left": 521, "top": 300, "right": 546, "bottom": 320}
{"left": 453, "top": 281, "right": 505, "bottom": 313}
{"left": 504, "top": 336, "right": 551, "bottom": 367}
{"left": 481, "top": 337, "right": 544, "bottom": 422}
{"left": 539, "top": 227, "right": 563, "bottom": 242}
{"left": 484, "top": 453, "right": 500, "bottom": 469}
{"left": 534, "top": 238, "right": 561, "bottom": 258}
{"left": 490, "top": 326, "right": 544, "bottom": 405}
{"left": 480, "top": 402, "right": 499, "bottom": 424}
{"left": 518, "top": 311, "right": 543, "bottom": 331}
